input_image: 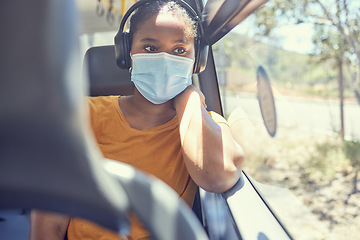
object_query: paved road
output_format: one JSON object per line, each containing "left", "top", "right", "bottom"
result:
{"left": 222, "top": 91, "right": 360, "bottom": 139}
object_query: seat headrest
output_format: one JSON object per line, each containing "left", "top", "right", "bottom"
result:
{"left": 84, "top": 45, "right": 134, "bottom": 96}
{"left": 0, "top": 0, "right": 130, "bottom": 232}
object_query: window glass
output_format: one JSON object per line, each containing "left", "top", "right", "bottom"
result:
{"left": 212, "top": 16, "right": 360, "bottom": 240}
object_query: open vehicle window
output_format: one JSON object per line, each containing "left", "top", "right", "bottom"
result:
{"left": 212, "top": 14, "right": 360, "bottom": 239}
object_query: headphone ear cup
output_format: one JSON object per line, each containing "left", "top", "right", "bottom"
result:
{"left": 114, "top": 31, "right": 131, "bottom": 69}
{"left": 193, "top": 39, "right": 209, "bottom": 74}
{"left": 123, "top": 32, "right": 132, "bottom": 69}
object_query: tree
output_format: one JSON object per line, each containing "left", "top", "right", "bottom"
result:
{"left": 343, "top": 140, "right": 360, "bottom": 196}
{"left": 254, "top": 0, "right": 360, "bottom": 140}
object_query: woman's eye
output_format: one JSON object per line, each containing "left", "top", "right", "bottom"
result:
{"left": 173, "top": 47, "right": 186, "bottom": 54}
{"left": 144, "top": 45, "right": 157, "bottom": 52}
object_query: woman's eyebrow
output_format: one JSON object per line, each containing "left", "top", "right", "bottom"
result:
{"left": 174, "top": 39, "right": 189, "bottom": 44}
{"left": 140, "top": 38, "right": 159, "bottom": 43}
{"left": 140, "top": 38, "right": 189, "bottom": 44}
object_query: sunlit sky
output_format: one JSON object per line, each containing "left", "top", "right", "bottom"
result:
{"left": 234, "top": 17, "right": 315, "bottom": 55}
{"left": 271, "top": 24, "right": 315, "bottom": 54}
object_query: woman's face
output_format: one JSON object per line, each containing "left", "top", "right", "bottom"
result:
{"left": 131, "top": 13, "right": 195, "bottom": 60}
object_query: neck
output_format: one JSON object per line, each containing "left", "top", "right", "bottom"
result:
{"left": 119, "top": 89, "right": 176, "bottom": 129}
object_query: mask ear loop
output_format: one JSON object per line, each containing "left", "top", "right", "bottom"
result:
{"left": 129, "top": 51, "right": 133, "bottom": 73}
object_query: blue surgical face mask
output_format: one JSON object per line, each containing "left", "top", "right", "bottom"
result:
{"left": 131, "top": 52, "right": 194, "bottom": 104}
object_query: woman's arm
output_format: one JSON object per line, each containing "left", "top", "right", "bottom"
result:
{"left": 29, "top": 210, "right": 70, "bottom": 240}
{"left": 174, "top": 85, "right": 244, "bottom": 193}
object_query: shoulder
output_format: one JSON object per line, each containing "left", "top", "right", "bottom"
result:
{"left": 88, "top": 95, "right": 121, "bottom": 114}
{"left": 88, "top": 96, "right": 116, "bottom": 109}
{"left": 87, "top": 96, "right": 120, "bottom": 129}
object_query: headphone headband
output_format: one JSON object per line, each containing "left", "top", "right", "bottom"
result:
{"left": 114, "top": 0, "right": 208, "bottom": 73}
{"left": 120, "top": 0, "right": 201, "bottom": 36}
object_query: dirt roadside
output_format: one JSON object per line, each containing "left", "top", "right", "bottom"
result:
{"left": 242, "top": 123, "right": 360, "bottom": 240}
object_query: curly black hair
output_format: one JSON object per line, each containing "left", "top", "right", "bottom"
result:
{"left": 128, "top": 0, "right": 198, "bottom": 41}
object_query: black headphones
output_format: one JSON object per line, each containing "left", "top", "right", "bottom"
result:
{"left": 114, "top": 0, "right": 208, "bottom": 74}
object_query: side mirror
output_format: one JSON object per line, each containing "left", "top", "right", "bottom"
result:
{"left": 257, "top": 66, "right": 277, "bottom": 137}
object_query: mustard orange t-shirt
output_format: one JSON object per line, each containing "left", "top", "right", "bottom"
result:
{"left": 67, "top": 96, "right": 197, "bottom": 240}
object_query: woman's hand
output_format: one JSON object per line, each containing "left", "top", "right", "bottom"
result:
{"left": 29, "top": 210, "right": 70, "bottom": 240}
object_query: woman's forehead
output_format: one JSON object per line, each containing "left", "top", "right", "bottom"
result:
{"left": 134, "top": 13, "right": 194, "bottom": 40}
{"left": 154, "top": 14, "right": 188, "bottom": 30}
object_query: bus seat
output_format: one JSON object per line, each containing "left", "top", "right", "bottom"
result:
{"left": 84, "top": 45, "right": 134, "bottom": 97}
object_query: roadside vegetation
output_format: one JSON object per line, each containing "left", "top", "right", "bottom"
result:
{"left": 213, "top": 32, "right": 356, "bottom": 100}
